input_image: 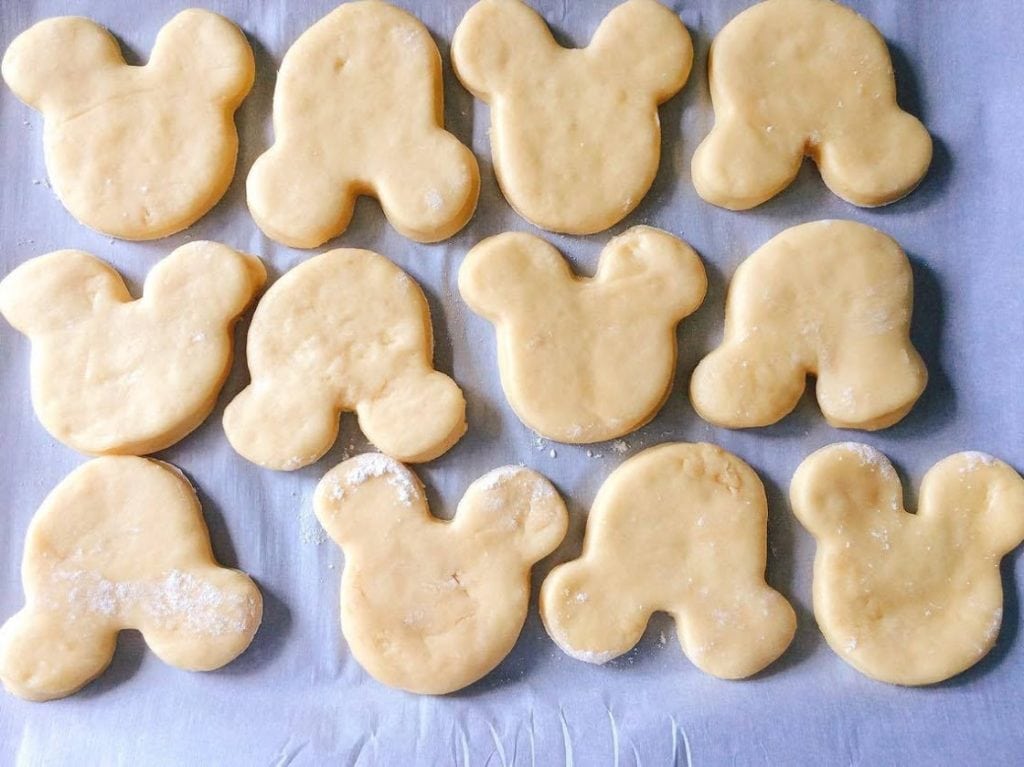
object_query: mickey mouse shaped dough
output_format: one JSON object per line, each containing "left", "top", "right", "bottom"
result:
{"left": 0, "top": 457, "right": 262, "bottom": 701}
{"left": 247, "top": 1, "right": 479, "bottom": 248}
{"left": 690, "top": 220, "right": 926, "bottom": 431}
{"left": 692, "top": 0, "right": 931, "bottom": 210}
{"left": 224, "top": 249, "right": 466, "bottom": 471}
{"left": 791, "top": 444, "right": 1024, "bottom": 685}
{"left": 2, "top": 10, "right": 254, "bottom": 239}
{"left": 460, "top": 226, "right": 706, "bottom": 442}
{"left": 452, "top": 0, "right": 691, "bottom": 234}
{"left": 541, "top": 443, "right": 795, "bottom": 678}
{"left": 315, "top": 454, "right": 567, "bottom": 694}
{"left": 0, "top": 243, "right": 265, "bottom": 455}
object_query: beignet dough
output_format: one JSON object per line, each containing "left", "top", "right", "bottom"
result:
{"left": 690, "top": 220, "right": 926, "bottom": 430}
{"left": 247, "top": 0, "right": 479, "bottom": 247}
{"left": 792, "top": 443, "right": 1024, "bottom": 685}
{"left": 0, "top": 457, "right": 262, "bottom": 702}
{"left": 452, "top": 0, "right": 691, "bottom": 234}
{"left": 692, "top": 0, "right": 932, "bottom": 210}
{"left": 2, "top": 10, "right": 254, "bottom": 239}
{"left": 315, "top": 455, "right": 568, "bottom": 694}
{"left": 224, "top": 248, "right": 466, "bottom": 470}
{"left": 460, "top": 226, "right": 706, "bottom": 442}
{"left": 0, "top": 243, "right": 265, "bottom": 455}
{"left": 541, "top": 443, "right": 795, "bottom": 678}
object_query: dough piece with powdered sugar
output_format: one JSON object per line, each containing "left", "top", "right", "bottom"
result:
{"left": 314, "top": 453, "right": 567, "bottom": 694}
{"left": 0, "top": 457, "right": 262, "bottom": 701}
{"left": 792, "top": 443, "right": 1024, "bottom": 685}
{"left": 690, "top": 220, "right": 926, "bottom": 431}
{"left": 541, "top": 443, "right": 795, "bottom": 678}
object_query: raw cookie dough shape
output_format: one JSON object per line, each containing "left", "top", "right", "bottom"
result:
{"left": 541, "top": 443, "right": 795, "bottom": 678}
{"left": 315, "top": 454, "right": 568, "bottom": 694}
{"left": 460, "top": 226, "right": 706, "bottom": 442}
{"left": 0, "top": 243, "right": 266, "bottom": 455}
{"left": 0, "top": 457, "right": 263, "bottom": 702}
{"left": 1, "top": 10, "right": 254, "bottom": 240}
{"left": 690, "top": 220, "right": 926, "bottom": 431}
{"left": 691, "top": 0, "right": 932, "bottom": 210}
{"left": 452, "top": 0, "right": 692, "bottom": 234}
{"left": 224, "top": 249, "right": 466, "bottom": 470}
{"left": 247, "top": 1, "right": 480, "bottom": 248}
{"left": 791, "top": 443, "right": 1024, "bottom": 685}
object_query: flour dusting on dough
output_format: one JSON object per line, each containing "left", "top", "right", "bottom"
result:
{"left": 345, "top": 453, "right": 418, "bottom": 505}
{"left": 959, "top": 451, "right": 997, "bottom": 474}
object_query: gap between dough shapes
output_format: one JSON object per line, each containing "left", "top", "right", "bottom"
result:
{"left": 459, "top": 226, "right": 707, "bottom": 443}
{"left": 247, "top": 1, "right": 480, "bottom": 248}
{"left": 791, "top": 443, "right": 1024, "bottom": 685}
{"left": 0, "top": 243, "right": 266, "bottom": 456}
{"left": 314, "top": 454, "right": 568, "bottom": 694}
{"left": 541, "top": 443, "right": 795, "bottom": 678}
{"left": 224, "top": 248, "right": 466, "bottom": 471}
{"left": 452, "top": 0, "right": 692, "bottom": 234}
{"left": 0, "top": 457, "right": 263, "bottom": 702}
{"left": 691, "top": 0, "right": 932, "bottom": 210}
{"left": 690, "top": 220, "right": 927, "bottom": 431}
{"left": 2, "top": 10, "right": 254, "bottom": 240}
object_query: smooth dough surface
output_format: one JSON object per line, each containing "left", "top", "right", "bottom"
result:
{"left": 2, "top": 10, "right": 254, "bottom": 239}
{"left": 690, "top": 220, "right": 926, "bottom": 431}
{"left": 691, "top": 0, "right": 932, "bottom": 210}
{"left": 315, "top": 454, "right": 567, "bottom": 694}
{"left": 452, "top": 0, "right": 691, "bottom": 234}
{"left": 791, "top": 443, "right": 1024, "bottom": 685}
{"left": 0, "top": 243, "right": 265, "bottom": 455}
{"left": 0, "top": 457, "right": 262, "bottom": 701}
{"left": 224, "top": 248, "right": 466, "bottom": 470}
{"left": 460, "top": 226, "right": 706, "bottom": 443}
{"left": 541, "top": 443, "right": 795, "bottom": 678}
{"left": 247, "top": 0, "right": 479, "bottom": 247}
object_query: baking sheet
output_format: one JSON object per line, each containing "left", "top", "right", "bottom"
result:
{"left": 1, "top": 0, "right": 1022, "bottom": 763}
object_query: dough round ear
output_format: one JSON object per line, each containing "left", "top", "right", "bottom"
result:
{"left": 148, "top": 10, "right": 255, "bottom": 105}
{"left": 0, "top": 250, "right": 127, "bottom": 336}
{"left": 790, "top": 443, "right": 902, "bottom": 543}
{"left": 451, "top": 0, "right": 553, "bottom": 99}
{"left": 2, "top": 16, "right": 122, "bottom": 112}
{"left": 590, "top": 0, "right": 692, "bottom": 100}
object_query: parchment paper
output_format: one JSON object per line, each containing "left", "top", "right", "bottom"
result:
{"left": 1, "top": 1, "right": 1022, "bottom": 764}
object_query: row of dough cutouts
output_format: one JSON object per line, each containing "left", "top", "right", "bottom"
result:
{"left": 0, "top": 220, "right": 928, "bottom": 462}
{"left": 1, "top": 0, "right": 932, "bottom": 243}
{"left": 3, "top": 441, "right": 1021, "bottom": 701}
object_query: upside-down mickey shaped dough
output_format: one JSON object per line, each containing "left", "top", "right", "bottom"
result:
{"left": 0, "top": 457, "right": 262, "bottom": 702}
{"left": 541, "top": 443, "right": 796, "bottom": 678}
{"left": 314, "top": 454, "right": 568, "bottom": 694}
{"left": 224, "top": 249, "right": 466, "bottom": 471}
{"left": 452, "top": 0, "right": 691, "bottom": 234}
{"left": 690, "top": 220, "right": 926, "bottom": 431}
{"left": 791, "top": 443, "right": 1024, "bottom": 685}
{"left": 0, "top": 243, "right": 265, "bottom": 455}
{"left": 2, "top": 10, "right": 254, "bottom": 240}
{"left": 692, "top": 0, "right": 932, "bottom": 210}
{"left": 460, "top": 226, "right": 706, "bottom": 443}
{"left": 247, "top": 1, "right": 479, "bottom": 248}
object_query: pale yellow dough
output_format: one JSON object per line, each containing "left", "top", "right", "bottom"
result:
{"left": 452, "top": 0, "right": 691, "bottom": 234}
{"left": 2, "top": 10, "right": 254, "bottom": 240}
{"left": 541, "top": 443, "right": 795, "bottom": 678}
{"left": 247, "top": 1, "right": 479, "bottom": 248}
{"left": 224, "top": 249, "right": 466, "bottom": 471}
{"left": 792, "top": 443, "right": 1024, "bottom": 685}
{"left": 314, "top": 454, "right": 567, "bottom": 694}
{"left": 0, "top": 457, "right": 262, "bottom": 702}
{"left": 692, "top": 0, "right": 932, "bottom": 210}
{"left": 0, "top": 243, "right": 265, "bottom": 455}
{"left": 460, "top": 226, "right": 706, "bottom": 443}
{"left": 690, "top": 220, "right": 926, "bottom": 431}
